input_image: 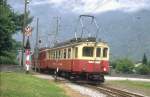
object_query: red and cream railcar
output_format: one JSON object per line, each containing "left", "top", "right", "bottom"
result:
{"left": 32, "top": 38, "right": 110, "bottom": 82}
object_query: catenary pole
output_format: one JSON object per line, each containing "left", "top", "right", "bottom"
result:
{"left": 35, "top": 18, "right": 39, "bottom": 72}
{"left": 21, "top": 0, "right": 28, "bottom": 68}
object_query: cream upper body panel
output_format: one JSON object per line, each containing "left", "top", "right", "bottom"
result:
{"left": 38, "top": 41, "right": 109, "bottom": 61}
{"left": 78, "top": 42, "right": 109, "bottom": 60}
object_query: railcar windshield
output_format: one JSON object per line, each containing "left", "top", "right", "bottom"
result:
{"left": 82, "top": 47, "right": 94, "bottom": 57}
{"left": 103, "top": 48, "right": 108, "bottom": 58}
{"left": 96, "top": 48, "right": 101, "bottom": 57}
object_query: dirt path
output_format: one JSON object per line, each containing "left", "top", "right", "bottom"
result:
{"left": 59, "top": 83, "right": 90, "bottom": 97}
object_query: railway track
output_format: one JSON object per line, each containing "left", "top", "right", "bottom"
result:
{"left": 55, "top": 77, "right": 145, "bottom": 97}
{"left": 35, "top": 73, "right": 146, "bottom": 97}
{"left": 85, "top": 84, "right": 145, "bottom": 97}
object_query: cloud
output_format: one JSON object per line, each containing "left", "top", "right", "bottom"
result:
{"left": 31, "top": 0, "right": 50, "bottom": 6}
{"left": 34, "top": 0, "right": 150, "bottom": 14}
{"left": 8, "top": 0, "right": 150, "bottom": 14}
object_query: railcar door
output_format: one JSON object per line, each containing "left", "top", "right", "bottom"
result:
{"left": 71, "top": 46, "right": 79, "bottom": 72}
{"left": 94, "top": 47, "right": 102, "bottom": 72}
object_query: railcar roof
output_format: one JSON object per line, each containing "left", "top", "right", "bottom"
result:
{"left": 53, "top": 37, "right": 96, "bottom": 47}
{"left": 39, "top": 37, "right": 108, "bottom": 51}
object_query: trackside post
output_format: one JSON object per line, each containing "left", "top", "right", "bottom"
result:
{"left": 25, "top": 37, "right": 31, "bottom": 73}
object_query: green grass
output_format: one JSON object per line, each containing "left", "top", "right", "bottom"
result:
{"left": 106, "top": 80, "right": 150, "bottom": 89}
{"left": 0, "top": 72, "right": 68, "bottom": 97}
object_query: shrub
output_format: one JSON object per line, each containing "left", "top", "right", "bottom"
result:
{"left": 0, "top": 52, "right": 19, "bottom": 65}
{"left": 135, "top": 64, "right": 150, "bottom": 75}
{"left": 110, "top": 61, "right": 117, "bottom": 69}
{"left": 115, "top": 58, "right": 134, "bottom": 74}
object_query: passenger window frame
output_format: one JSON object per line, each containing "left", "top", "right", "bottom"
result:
{"left": 82, "top": 46, "right": 94, "bottom": 57}
{"left": 68, "top": 48, "right": 71, "bottom": 59}
{"left": 96, "top": 47, "right": 101, "bottom": 57}
{"left": 103, "top": 47, "right": 108, "bottom": 58}
{"left": 75, "top": 47, "right": 78, "bottom": 58}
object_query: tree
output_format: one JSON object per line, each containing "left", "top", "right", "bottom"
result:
{"left": 134, "top": 54, "right": 150, "bottom": 75}
{"left": 0, "top": 0, "right": 33, "bottom": 64}
{"left": 0, "top": 0, "right": 15, "bottom": 54}
{"left": 142, "top": 53, "right": 148, "bottom": 65}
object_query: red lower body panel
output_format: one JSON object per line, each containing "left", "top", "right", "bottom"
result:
{"left": 72, "top": 60, "right": 109, "bottom": 73}
{"left": 47, "top": 60, "right": 72, "bottom": 71}
{"left": 36, "top": 59, "right": 110, "bottom": 74}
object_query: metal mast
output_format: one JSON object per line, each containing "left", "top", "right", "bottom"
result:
{"left": 53, "top": 16, "right": 61, "bottom": 45}
{"left": 35, "top": 18, "right": 39, "bottom": 72}
{"left": 21, "top": 0, "right": 29, "bottom": 67}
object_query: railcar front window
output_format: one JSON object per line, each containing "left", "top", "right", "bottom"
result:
{"left": 82, "top": 47, "right": 94, "bottom": 57}
{"left": 96, "top": 48, "right": 101, "bottom": 57}
{"left": 103, "top": 48, "right": 108, "bottom": 58}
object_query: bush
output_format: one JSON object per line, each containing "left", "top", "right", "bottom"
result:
{"left": 115, "top": 58, "right": 134, "bottom": 74}
{"left": 110, "top": 61, "right": 117, "bottom": 69}
{"left": 0, "top": 56, "right": 18, "bottom": 65}
{"left": 135, "top": 64, "right": 150, "bottom": 75}
{"left": 0, "top": 52, "right": 19, "bottom": 65}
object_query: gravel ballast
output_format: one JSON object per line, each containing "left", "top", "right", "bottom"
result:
{"left": 67, "top": 83, "right": 106, "bottom": 97}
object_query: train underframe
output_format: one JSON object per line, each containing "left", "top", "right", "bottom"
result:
{"left": 60, "top": 71, "right": 105, "bottom": 83}
{"left": 44, "top": 68, "right": 105, "bottom": 83}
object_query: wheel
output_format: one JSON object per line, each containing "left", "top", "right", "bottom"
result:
{"left": 100, "top": 75, "right": 104, "bottom": 83}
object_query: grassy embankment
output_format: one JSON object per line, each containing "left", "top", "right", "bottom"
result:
{"left": 106, "top": 80, "right": 150, "bottom": 96}
{"left": 0, "top": 72, "right": 68, "bottom": 97}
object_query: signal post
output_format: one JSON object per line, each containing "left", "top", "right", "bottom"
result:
{"left": 24, "top": 26, "right": 32, "bottom": 73}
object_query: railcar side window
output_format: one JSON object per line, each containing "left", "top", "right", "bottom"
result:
{"left": 82, "top": 47, "right": 94, "bottom": 57}
{"left": 103, "top": 48, "right": 108, "bottom": 58}
{"left": 56, "top": 50, "right": 58, "bottom": 59}
{"left": 68, "top": 48, "right": 71, "bottom": 59}
{"left": 75, "top": 47, "right": 78, "bottom": 58}
{"left": 60, "top": 50, "right": 63, "bottom": 59}
{"left": 53, "top": 51, "right": 55, "bottom": 59}
{"left": 58, "top": 50, "right": 60, "bottom": 59}
{"left": 51, "top": 51, "right": 53, "bottom": 59}
{"left": 64, "top": 49, "right": 66, "bottom": 59}
{"left": 96, "top": 48, "right": 101, "bottom": 57}
{"left": 49, "top": 50, "right": 51, "bottom": 59}
{"left": 54, "top": 51, "right": 56, "bottom": 59}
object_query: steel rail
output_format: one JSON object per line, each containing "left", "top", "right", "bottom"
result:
{"left": 33, "top": 72, "right": 145, "bottom": 97}
{"left": 85, "top": 85, "right": 145, "bottom": 97}
{"left": 100, "top": 86, "right": 145, "bottom": 97}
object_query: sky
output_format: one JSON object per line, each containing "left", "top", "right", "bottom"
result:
{"left": 36, "top": 0, "right": 150, "bottom": 13}
{"left": 9, "top": 0, "right": 150, "bottom": 14}
{"left": 8, "top": 0, "right": 150, "bottom": 60}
